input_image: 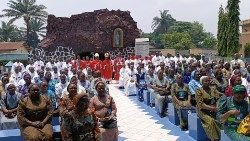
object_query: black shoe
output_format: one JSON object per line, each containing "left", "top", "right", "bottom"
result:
{"left": 139, "top": 98, "right": 144, "bottom": 102}
{"left": 119, "top": 86, "right": 124, "bottom": 89}
{"left": 181, "top": 126, "right": 188, "bottom": 131}
{"left": 150, "top": 103, "right": 155, "bottom": 107}
{"left": 160, "top": 113, "right": 166, "bottom": 118}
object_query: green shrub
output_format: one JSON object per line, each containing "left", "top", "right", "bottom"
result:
{"left": 244, "top": 43, "right": 250, "bottom": 57}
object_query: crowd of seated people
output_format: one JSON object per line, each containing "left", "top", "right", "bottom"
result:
{"left": 118, "top": 52, "right": 250, "bottom": 140}
{"left": 0, "top": 53, "right": 118, "bottom": 141}
{"left": 1, "top": 52, "right": 250, "bottom": 141}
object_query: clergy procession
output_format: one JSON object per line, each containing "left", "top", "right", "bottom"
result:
{"left": 1, "top": 51, "right": 250, "bottom": 141}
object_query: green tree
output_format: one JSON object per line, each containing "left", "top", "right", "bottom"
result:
{"left": 160, "top": 32, "right": 195, "bottom": 50}
{"left": 168, "top": 21, "right": 216, "bottom": 48}
{"left": 226, "top": 0, "right": 240, "bottom": 56}
{"left": 28, "top": 18, "right": 46, "bottom": 38}
{"left": 152, "top": 10, "right": 176, "bottom": 34}
{"left": 244, "top": 43, "right": 250, "bottom": 57}
{"left": 168, "top": 21, "right": 193, "bottom": 33}
{"left": 20, "top": 18, "right": 46, "bottom": 47}
{"left": 203, "top": 33, "right": 217, "bottom": 49}
{"left": 0, "top": 21, "right": 23, "bottom": 42}
{"left": 217, "top": 6, "right": 228, "bottom": 56}
{"left": 1, "top": 0, "right": 48, "bottom": 47}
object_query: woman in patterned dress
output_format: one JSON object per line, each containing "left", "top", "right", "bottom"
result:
{"left": 171, "top": 75, "right": 192, "bottom": 130}
{"left": 196, "top": 76, "right": 221, "bottom": 141}
{"left": 61, "top": 92, "right": 100, "bottom": 141}
{"left": 90, "top": 80, "right": 118, "bottom": 141}
{"left": 211, "top": 69, "right": 228, "bottom": 95}
{"left": 59, "top": 83, "right": 78, "bottom": 140}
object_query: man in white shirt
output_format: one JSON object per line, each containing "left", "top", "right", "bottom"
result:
{"left": 173, "top": 53, "right": 183, "bottom": 64}
{"left": 34, "top": 58, "right": 45, "bottom": 71}
{"left": 52, "top": 66, "right": 60, "bottom": 81}
{"left": 133, "top": 56, "right": 141, "bottom": 69}
{"left": 187, "top": 54, "right": 197, "bottom": 64}
{"left": 25, "top": 60, "right": 34, "bottom": 71}
{"left": 152, "top": 52, "right": 160, "bottom": 67}
{"left": 45, "top": 59, "right": 55, "bottom": 70}
{"left": 159, "top": 52, "right": 165, "bottom": 63}
{"left": 142, "top": 56, "right": 151, "bottom": 69}
{"left": 125, "top": 56, "right": 131, "bottom": 69}
{"left": 9, "top": 66, "right": 22, "bottom": 87}
{"left": 28, "top": 66, "right": 37, "bottom": 79}
{"left": 55, "top": 74, "right": 68, "bottom": 100}
{"left": 231, "top": 53, "right": 245, "bottom": 68}
{"left": 56, "top": 59, "right": 63, "bottom": 71}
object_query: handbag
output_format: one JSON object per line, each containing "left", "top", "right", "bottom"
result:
{"left": 101, "top": 97, "right": 117, "bottom": 129}
{"left": 237, "top": 114, "right": 250, "bottom": 136}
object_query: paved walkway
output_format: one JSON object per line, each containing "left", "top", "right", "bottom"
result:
{"left": 108, "top": 84, "right": 195, "bottom": 141}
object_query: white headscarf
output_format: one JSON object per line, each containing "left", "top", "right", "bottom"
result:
{"left": 5, "top": 83, "right": 15, "bottom": 92}
{"left": 200, "top": 76, "right": 209, "bottom": 84}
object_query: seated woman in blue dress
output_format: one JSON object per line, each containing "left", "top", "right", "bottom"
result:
{"left": 217, "top": 85, "right": 250, "bottom": 140}
{"left": 1, "top": 83, "right": 22, "bottom": 119}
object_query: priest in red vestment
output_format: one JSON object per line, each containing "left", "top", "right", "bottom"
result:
{"left": 79, "top": 57, "right": 87, "bottom": 70}
{"left": 114, "top": 53, "right": 125, "bottom": 81}
{"left": 91, "top": 53, "right": 102, "bottom": 72}
{"left": 102, "top": 53, "right": 113, "bottom": 83}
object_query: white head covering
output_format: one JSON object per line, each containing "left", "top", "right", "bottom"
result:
{"left": 200, "top": 76, "right": 209, "bottom": 84}
{"left": 5, "top": 83, "right": 15, "bottom": 92}
{"left": 94, "top": 53, "right": 99, "bottom": 57}
{"left": 104, "top": 53, "right": 109, "bottom": 58}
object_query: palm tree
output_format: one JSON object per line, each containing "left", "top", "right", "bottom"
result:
{"left": 21, "top": 18, "right": 46, "bottom": 38}
{"left": 20, "top": 18, "right": 46, "bottom": 47}
{"left": 0, "top": 21, "right": 23, "bottom": 42}
{"left": 0, "top": 0, "right": 48, "bottom": 45}
{"left": 152, "top": 10, "right": 176, "bottom": 34}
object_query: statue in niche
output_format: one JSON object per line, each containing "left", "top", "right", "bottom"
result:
{"left": 113, "top": 28, "right": 123, "bottom": 48}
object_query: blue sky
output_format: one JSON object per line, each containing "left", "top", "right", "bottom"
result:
{"left": 0, "top": 0, "right": 250, "bottom": 35}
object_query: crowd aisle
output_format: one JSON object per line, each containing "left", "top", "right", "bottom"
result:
{"left": 108, "top": 84, "right": 194, "bottom": 141}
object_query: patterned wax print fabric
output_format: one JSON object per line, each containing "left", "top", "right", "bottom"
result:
{"left": 217, "top": 96, "right": 250, "bottom": 141}
{"left": 196, "top": 87, "right": 221, "bottom": 140}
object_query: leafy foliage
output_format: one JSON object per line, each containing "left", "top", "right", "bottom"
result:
{"left": 20, "top": 18, "right": 47, "bottom": 47}
{"left": 217, "top": 6, "right": 228, "bottom": 57}
{"left": 160, "top": 32, "right": 195, "bottom": 50}
{"left": 217, "top": 0, "right": 240, "bottom": 57}
{"left": 244, "top": 44, "right": 250, "bottom": 57}
{"left": 152, "top": 10, "right": 176, "bottom": 34}
{"left": 1, "top": 0, "right": 48, "bottom": 47}
{"left": 169, "top": 21, "right": 216, "bottom": 48}
{"left": 226, "top": 0, "right": 240, "bottom": 56}
{"left": 144, "top": 11, "right": 217, "bottom": 50}
{"left": 22, "top": 18, "right": 46, "bottom": 37}
{"left": 0, "top": 21, "right": 24, "bottom": 42}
